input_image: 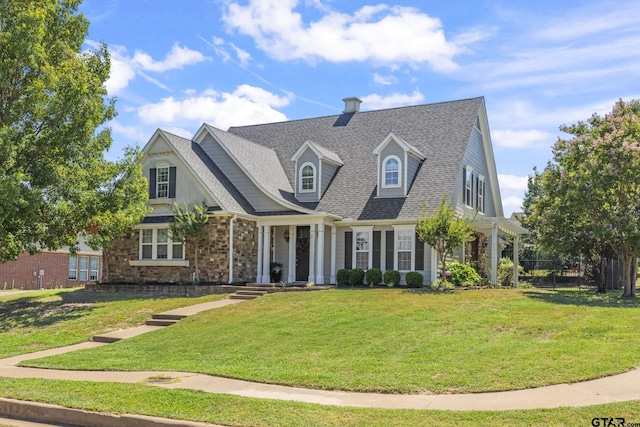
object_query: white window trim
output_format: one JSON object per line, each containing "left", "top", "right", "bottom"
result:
{"left": 351, "top": 226, "right": 373, "bottom": 270}
{"left": 464, "top": 166, "right": 474, "bottom": 208}
{"left": 392, "top": 225, "right": 415, "bottom": 271}
{"left": 68, "top": 255, "right": 78, "bottom": 281}
{"left": 156, "top": 166, "right": 170, "bottom": 199}
{"left": 79, "top": 255, "right": 89, "bottom": 281}
{"left": 89, "top": 256, "right": 100, "bottom": 281}
{"left": 382, "top": 155, "right": 402, "bottom": 189}
{"left": 477, "top": 174, "right": 485, "bottom": 214}
{"left": 137, "top": 227, "right": 186, "bottom": 262}
{"left": 299, "top": 162, "right": 317, "bottom": 193}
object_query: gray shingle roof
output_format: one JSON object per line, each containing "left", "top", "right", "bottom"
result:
{"left": 227, "top": 97, "right": 484, "bottom": 220}
{"left": 161, "top": 130, "right": 255, "bottom": 215}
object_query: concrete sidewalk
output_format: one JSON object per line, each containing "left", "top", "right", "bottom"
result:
{"left": 1, "top": 294, "right": 640, "bottom": 416}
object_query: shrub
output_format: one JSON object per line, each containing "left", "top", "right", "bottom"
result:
{"left": 497, "top": 258, "right": 524, "bottom": 287}
{"left": 336, "top": 269, "right": 350, "bottom": 286}
{"left": 365, "top": 268, "right": 382, "bottom": 287}
{"left": 348, "top": 268, "right": 365, "bottom": 286}
{"left": 430, "top": 278, "right": 454, "bottom": 291}
{"left": 383, "top": 269, "right": 400, "bottom": 287}
{"left": 405, "top": 271, "right": 424, "bottom": 288}
{"left": 446, "top": 260, "right": 481, "bottom": 287}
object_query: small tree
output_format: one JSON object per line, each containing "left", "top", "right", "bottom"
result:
{"left": 416, "top": 196, "right": 474, "bottom": 279}
{"left": 170, "top": 202, "right": 209, "bottom": 281}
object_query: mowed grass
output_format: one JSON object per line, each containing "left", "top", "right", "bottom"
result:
{"left": 1, "top": 377, "right": 640, "bottom": 427}
{"left": 0, "top": 288, "right": 226, "bottom": 359}
{"left": 23, "top": 288, "right": 640, "bottom": 394}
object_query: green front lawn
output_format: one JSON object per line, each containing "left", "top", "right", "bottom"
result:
{"left": 22, "top": 288, "right": 640, "bottom": 394}
{"left": 1, "top": 377, "right": 640, "bottom": 427}
{"left": 0, "top": 288, "right": 226, "bottom": 359}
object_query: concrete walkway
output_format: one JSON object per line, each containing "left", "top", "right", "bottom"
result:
{"left": 1, "top": 296, "right": 640, "bottom": 413}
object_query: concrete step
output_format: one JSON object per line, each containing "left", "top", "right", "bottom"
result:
{"left": 229, "top": 294, "right": 260, "bottom": 300}
{"left": 92, "top": 335, "right": 121, "bottom": 343}
{"left": 152, "top": 313, "right": 188, "bottom": 321}
{"left": 145, "top": 319, "right": 180, "bottom": 327}
{"left": 235, "top": 290, "right": 267, "bottom": 296}
{"left": 245, "top": 283, "right": 277, "bottom": 289}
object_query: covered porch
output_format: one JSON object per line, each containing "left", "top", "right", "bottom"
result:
{"left": 255, "top": 215, "right": 337, "bottom": 285}
{"left": 469, "top": 217, "right": 528, "bottom": 287}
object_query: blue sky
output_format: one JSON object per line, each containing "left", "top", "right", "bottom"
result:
{"left": 80, "top": 0, "right": 640, "bottom": 217}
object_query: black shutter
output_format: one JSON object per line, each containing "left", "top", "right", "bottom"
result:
{"left": 344, "top": 232, "right": 352, "bottom": 269}
{"left": 373, "top": 231, "right": 381, "bottom": 268}
{"left": 149, "top": 168, "right": 157, "bottom": 199}
{"left": 385, "top": 231, "right": 394, "bottom": 270}
{"left": 475, "top": 175, "right": 479, "bottom": 209}
{"left": 415, "top": 232, "right": 424, "bottom": 271}
{"left": 169, "top": 166, "right": 177, "bottom": 198}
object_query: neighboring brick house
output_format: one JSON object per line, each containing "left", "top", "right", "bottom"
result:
{"left": 0, "top": 241, "right": 102, "bottom": 290}
{"left": 106, "top": 96, "right": 526, "bottom": 286}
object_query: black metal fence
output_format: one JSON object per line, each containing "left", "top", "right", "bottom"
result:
{"left": 518, "top": 257, "right": 624, "bottom": 291}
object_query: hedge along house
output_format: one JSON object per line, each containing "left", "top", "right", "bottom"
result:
{"left": 105, "top": 96, "right": 526, "bottom": 286}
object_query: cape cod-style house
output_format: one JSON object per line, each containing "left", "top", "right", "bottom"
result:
{"left": 105, "top": 96, "right": 526, "bottom": 286}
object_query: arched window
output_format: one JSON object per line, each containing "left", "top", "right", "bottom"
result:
{"left": 299, "top": 162, "right": 316, "bottom": 192}
{"left": 383, "top": 156, "right": 401, "bottom": 188}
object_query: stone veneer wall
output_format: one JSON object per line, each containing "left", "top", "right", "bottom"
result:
{"left": 104, "top": 216, "right": 258, "bottom": 284}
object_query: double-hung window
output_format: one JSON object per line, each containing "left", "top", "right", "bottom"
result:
{"left": 139, "top": 228, "right": 184, "bottom": 261}
{"left": 156, "top": 166, "right": 169, "bottom": 198}
{"left": 477, "top": 175, "right": 485, "bottom": 214}
{"left": 68, "top": 255, "right": 77, "bottom": 280}
{"left": 464, "top": 166, "right": 473, "bottom": 208}
{"left": 351, "top": 226, "right": 373, "bottom": 270}
{"left": 89, "top": 257, "right": 100, "bottom": 281}
{"left": 393, "top": 225, "right": 415, "bottom": 271}
{"left": 79, "top": 256, "right": 89, "bottom": 281}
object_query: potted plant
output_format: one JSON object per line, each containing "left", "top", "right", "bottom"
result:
{"left": 270, "top": 262, "right": 283, "bottom": 283}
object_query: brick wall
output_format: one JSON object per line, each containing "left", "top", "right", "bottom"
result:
{"left": 0, "top": 252, "right": 101, "bottom": 290}
{"left": 105, "top": 216, "right": 258, "bottom": 284}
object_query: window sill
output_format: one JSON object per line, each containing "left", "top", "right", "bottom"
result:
{"left": 148, "top": 198, "right": 173, "bottom": 206}
{"left": 129, "top": 260, "right": 190, "bottom": 267}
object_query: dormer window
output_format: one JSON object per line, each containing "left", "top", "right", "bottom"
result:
{"left": 300, "top": 162, "right": 316, "bottom": 193}
{"left": 383, "top": 156, "right": 401, "bottom": 188}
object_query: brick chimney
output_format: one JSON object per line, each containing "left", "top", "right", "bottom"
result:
{"left": 342, "top": 97, "right": 362, "bottom": 113}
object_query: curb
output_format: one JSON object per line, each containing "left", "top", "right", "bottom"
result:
{"left": 0, "top": 398, "right": 224, "bottom": 427}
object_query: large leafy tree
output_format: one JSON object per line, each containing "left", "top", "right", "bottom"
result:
{"left": 529, "top": 100, "right": 640, "bottom": 297}
{"left": 416, "top": 196, "right": 474, "bottom": 279}
{"left": 0, "top": 0, "right": 148, "bottom": 261}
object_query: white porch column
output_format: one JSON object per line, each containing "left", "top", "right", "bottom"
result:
{"left": 513, "top": 234, "right": 519, "bottom": 288}
{"left": 316, "top": 224, "right": 325, "bottom": 284}
{"left": 330, "top": 226, "right": 337, "bottom": 284}
{"left": 261, "top": 225, "right": 271, "bottom": 283}
{"left": 257, "top": 226, "right": 264, "bottom": 283}
{"left": 491, "top": 222, "right": 498, "bottom": 284}
{"left": 287, "top": 225, "right": 296, "bottom": 283}
{"left": 308, "top": 224, "right": 316, "bottom": 283}
{"left": 430, "top": 246, "right": 438, "bottom": 283}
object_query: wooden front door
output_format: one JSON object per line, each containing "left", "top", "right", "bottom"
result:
{"left": 296, "top": 226, "right": 310, "bottom": 281}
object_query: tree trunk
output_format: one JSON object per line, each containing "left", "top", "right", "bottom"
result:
{"left": 103, "top": 248, "right": 109, "bottom": 282}
{"left": 621, "top": 252, "right": 635, "bottom": 298}
{"left": 194, "top": 242, "right": 199, "bottom": 282}
{"left": 597, "top": 256, "right": 607, "bottom": 293}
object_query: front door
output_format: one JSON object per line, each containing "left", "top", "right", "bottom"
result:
{"left": 296, "top": 226, "right": 310, "bottom": 281}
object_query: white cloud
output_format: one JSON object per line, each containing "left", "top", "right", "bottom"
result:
{"left": 222, "top": 0, "right": 487, "bottom": 71}
{"left": 498, "top": 174, "right": 529, "bottom": 192}
{"left": 501, "top": 195, "right": 524, "bottom": 216}
{"left": 132, "top": 43, "right": 208, "bottom": 72}
{"left": 492, "top": 129, "right": 554, "bottom": 149}
{"left": 137, "top": 84, "right": 291, "bottom": 129}
{"left": 361, "top": 90, "right": 425, "bottom": 110}
{"left": 373, "top": 73, "right": 397, "bottom": 85}
{"left": 109, "top": 120, "right": 150, "bottom": 144}
{"left": 104, "top": 43, "right": 209, "bottom": 95}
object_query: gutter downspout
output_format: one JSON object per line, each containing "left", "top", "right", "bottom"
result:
{"left": 229, "top": 215, "right": 237, "bottom": 284}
